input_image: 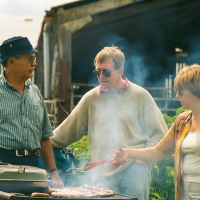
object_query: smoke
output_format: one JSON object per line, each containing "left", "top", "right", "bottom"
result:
{"left": 124, "top": 51, "right": 149, "bottom": 86}
{"left": 88, "top": 33, "right": 168, "bottom": 87}
{"left": 187, "top": 36, "right": 200, "bottom": 64}
{"left": 78, "top": 33, "right": 172, "bottom": 192}
{"left": 100, "top": 33, "right": 149, "bottom": 86}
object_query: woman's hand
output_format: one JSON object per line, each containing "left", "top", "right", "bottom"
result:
{"left": 111, "top": 148, "right": 128, "bottom": 165}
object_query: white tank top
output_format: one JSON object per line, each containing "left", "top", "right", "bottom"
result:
{"left": 181, "top": 132, "right": 200, "bottom": 182}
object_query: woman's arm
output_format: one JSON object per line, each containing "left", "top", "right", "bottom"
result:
{"left": 112, "top": 146, "right": 166, "bottom": 165}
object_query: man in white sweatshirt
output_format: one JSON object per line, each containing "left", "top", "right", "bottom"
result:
{"left": 50, "top": 46, "right": 167, "bottom": 200}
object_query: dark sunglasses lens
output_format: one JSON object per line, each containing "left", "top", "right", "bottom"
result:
{"left": 93, "top": 69, "right": 111, "bottom": 77}
{"left": 102, "top": 70, "right": 111, "bottom": 77}
{"left": 177, "top": 90, "right": 183, "bottom": 96}
{"left": 93, "top": 70, "right": 100, "bottom": 76}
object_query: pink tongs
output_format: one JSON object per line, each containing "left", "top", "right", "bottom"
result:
{"left": 83, "top": 157, "right": 113, "bottom": 171}
{"left": 66, "top": 156, "right": 113, "bottom": 175}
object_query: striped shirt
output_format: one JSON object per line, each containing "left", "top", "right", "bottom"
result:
{"left": 0, "top": 71, "right": 53, "bottom": 150}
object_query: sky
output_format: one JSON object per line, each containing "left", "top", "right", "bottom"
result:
{"left": 0, "top": 0, "right": 79, "bottom": 46}
{"left": 0, "top": 0, "right": 78, "bottom": 19}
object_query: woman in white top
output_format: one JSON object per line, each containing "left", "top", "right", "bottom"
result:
{"left": 112, "top": 64, "right": 200, "bottom": 200}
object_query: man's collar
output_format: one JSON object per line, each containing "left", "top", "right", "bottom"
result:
{"left": 99, "top": 77, "right": 129, "bottom": 93}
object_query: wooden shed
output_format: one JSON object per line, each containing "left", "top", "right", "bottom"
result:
{"left": 35, "top": 0, "right": 200, "bottom": 126}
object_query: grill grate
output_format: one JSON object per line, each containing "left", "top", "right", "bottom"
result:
{"left": 0, "top": 194, "right": 138, "bottom": 200}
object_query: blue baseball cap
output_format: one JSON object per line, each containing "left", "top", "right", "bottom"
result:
{"left": 0, "top": 36, "right": 38, "bottom": 63}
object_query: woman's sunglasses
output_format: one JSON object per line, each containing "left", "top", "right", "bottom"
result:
{"left": 176, "top": 89, "right": 184, "bottom": 96}
{"left": 93, "top": 69, "right": 113, "bottom": 77}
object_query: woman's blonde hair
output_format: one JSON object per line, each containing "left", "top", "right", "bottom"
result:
{"left": 174, "top": 64, "right": 200, "bottom": 98}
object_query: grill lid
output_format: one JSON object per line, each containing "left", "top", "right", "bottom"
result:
{"left": 0, "top": 164, "right": 50, "bottom": 193}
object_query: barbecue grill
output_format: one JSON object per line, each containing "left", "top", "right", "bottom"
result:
{"left": 0, "top": 193, "right": 138, "bottom": 200}
{"left": 0, "top": 164, "right": 138, "bottom": 200}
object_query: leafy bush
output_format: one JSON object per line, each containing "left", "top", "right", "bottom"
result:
{"left": 69, "top": 135, "right": 90, "bottom": 166}
{"left": 150, "top": 157, "right": 175, "bottom": 199}
{"left": 149, "top": 107, "right": 185, "bottom": 199}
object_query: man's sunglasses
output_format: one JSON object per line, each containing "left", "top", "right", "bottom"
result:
{"left": 93, "top": 69, "right": 114, "bottom": 77}
{"left": 176, "top": 89, "right": 184, "bottom": 96}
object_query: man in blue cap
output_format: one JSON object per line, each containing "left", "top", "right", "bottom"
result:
{"left": 0, "top": 36, "right": 64, "bottom": 188}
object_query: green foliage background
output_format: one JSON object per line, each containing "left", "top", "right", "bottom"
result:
{"left": 69, "top": 107, "right": 185, "bottom": 200}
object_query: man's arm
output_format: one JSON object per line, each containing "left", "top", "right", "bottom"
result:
{"left": 40, "top": 138, "right": 64, "bottom": 188}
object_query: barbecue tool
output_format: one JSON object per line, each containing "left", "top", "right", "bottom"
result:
{"left": 66, "top": 157, "right": 113, "bottom": 175}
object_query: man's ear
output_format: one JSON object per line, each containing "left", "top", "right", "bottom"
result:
{"left": 8, "top": 57, "right": 15, "bottom": 64}
{"left": 119, "top": 67, "right": 124, "bottom": 77}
